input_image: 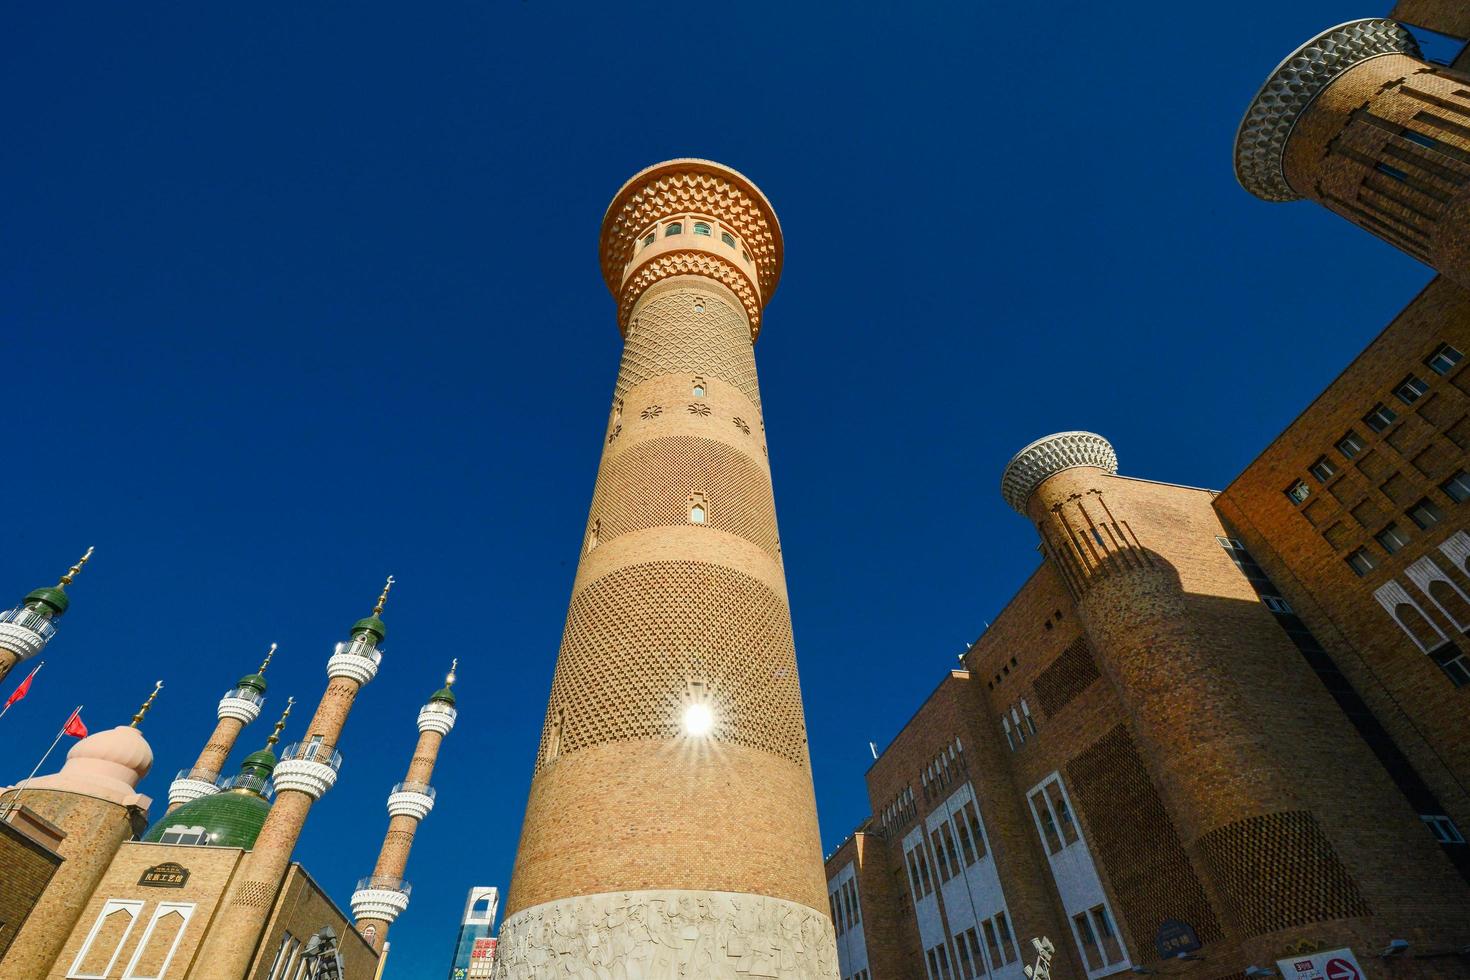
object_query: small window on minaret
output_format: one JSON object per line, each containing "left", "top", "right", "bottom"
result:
{"left": 694, "top": 221, "right": 711, "bottom": 237}
{"left": 692, "top": 377, "right": 706, "bottom": 397}
{"left": 548, "top": 708, "right": 564, "bottom": 762}
{"left": 689, "top": 494, "right": 707, "bottom": 524}
{"left": 666, "top": 222, "right": 683, "bottom": 237}
{"left": 642, "top": 232, "right": 655, "bottom": 248}
{"left": 587, "top": 520, "right": 600, "bottom": 553}
{"left": 612, "top": 399, "right": 622, "bottom": 426}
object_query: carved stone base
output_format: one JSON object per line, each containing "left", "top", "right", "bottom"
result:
{"left": 493, "top": 889, "right": 838, "bottom": 980}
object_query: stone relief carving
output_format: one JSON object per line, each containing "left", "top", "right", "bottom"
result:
{"left": 493, "top": 890, "right": 839, "bottom": 980}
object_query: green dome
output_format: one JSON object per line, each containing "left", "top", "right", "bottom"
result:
{"left": 235, "top": 672, "right": 268, "bottom": 694}
{"left": 143, "top": 789, "right": 271, "bottom": 849}
{"left": 351, "top": 616, "right": 387, "bottom": 642}
{"left": 241, "top": 749, "right": 277, "bottom": 772}
{"left": 429, "top": 686, "right": 456, "bottom": 706}
{"left": 23, "top": 587, "right": 68, "bottom": 617}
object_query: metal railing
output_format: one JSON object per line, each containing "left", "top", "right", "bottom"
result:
{"left": 354, "top": 875, "right": 411, "bottom": 897}
{"left": 221, "top": 771, "right": 274, "bottom": 797}
{"left": 220, "top": 686, "right": 266, "bottom": 705}
{"left": 0, "top": 606, "right": 56, "bottom": 641}
{"left": 390, "top": 781, "right": 435, "bottom": 799}
{"left": 279, "top": 741, "right": 342, "bottom": 769}
{"left": 334, "top": 637, "right": 382, "bottom": 665}
{"left": 172, "top": 767, "right": 222, "bottom": 786}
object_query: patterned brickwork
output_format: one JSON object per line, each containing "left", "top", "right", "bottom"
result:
{"left": 615, "top": 286, "right": 760, "bottom": 408}
{"left": 1031, "top": 635, "right": 1100, "bottom": 717}
{"left": 0, "top": 821, "right": 61, "bottom": 964}
{"left": 1195, "top": 811, "right": 1370, "bottom": 937}
{"left": 588, "top": 436, "right": 777, "bottom": 558}
{"left": 536, "top": 561, "right": 807, "bottom": 771}
{"left": 1065, "top": 725, "right": 1224, "bottom": 948}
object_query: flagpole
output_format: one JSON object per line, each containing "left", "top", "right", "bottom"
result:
{"left": 1, "top": 704, "right": 81, "bottom": 819}
{"left": 0, "top": 661, "right": 44, "bottom": 722}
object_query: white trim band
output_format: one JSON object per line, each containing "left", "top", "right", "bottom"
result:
{"left": 351, "top": 888, "right": 410, "bottom": 923}
{"left": 0, "top": 622, "right": 48, "bottom": 662}
{"left": 417, "top": 703, "right": 456, "bottom": 735}
{"left": 217, "top": 696, "right": 263, "bottom": 724}
{"left": 167, "top": 777, "right": 221, "bottom": 808}
{"left": 272, "top": 759, "right": 339, "bottom": 799}
{"left": 493, "top": 889, "right": 838, "bottom": 980}
{"left": 1000, "top": 431, "right": 1118, "bottom": 513}
{"left": 326, "top": 651, "right": 379, "bottom": 685}
{"left": 387, "top": 790, "right": 435, "bottom": 820}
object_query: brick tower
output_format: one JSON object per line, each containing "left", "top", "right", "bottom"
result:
{"left": 188, "top": 579, "right": 393, "bottom": 979}
{"left": 494, "top": 159, "right": 837, "bottom": 978}
{"left": 1235, "top": 18, "right": 1470, "bottom": 285}
{"left": 0, "top": 548, "right": 92, "bottom": 688}
{"left": 351, "top": 661, "right": 459, "bottom": 949}
{"left": 166, "top": 643, "right": 276, "bottom": 813}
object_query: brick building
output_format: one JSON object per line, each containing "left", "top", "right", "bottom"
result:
{"left": 826, "top": 10, "right": 1470, "bottom": 980}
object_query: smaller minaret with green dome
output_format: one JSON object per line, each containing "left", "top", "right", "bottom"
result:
{"left": 352, "top": 659, "right": 459, "bottom": 949}
{"left": 148, "top": 697, "right": 294, "bottom": 850}
{"left": 167, "top": 643, "right": 279, "bottom": 813}
{"left": 0, "top": 548, "right": 93, "bottom": 687}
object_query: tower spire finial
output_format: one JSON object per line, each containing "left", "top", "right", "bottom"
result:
{"left": 265, "top": 696, "right": 295, "bottom": 750}
{"left": 58, "top": 546, "right": 94, "bottom": 587}
{"left": 373, "top": 575, "right": 395, "bottom": 617}
{"left": 130, "top": 680, "right": 163, "bottom": 728}
{"left": 446, "top": 658, "right": 458, "bottom": 688}
{"left": 259, "top": 642, "right": 278, "bottom": 674}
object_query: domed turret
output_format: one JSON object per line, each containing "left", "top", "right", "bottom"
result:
{"left": 10, "top": 725, "right": 154, "bottom": 808}
{"left": 168, "top": 644, "right": 280, "bottom": 812}
{"left": 0, "top": 548, "right": 94, "bottom": 687}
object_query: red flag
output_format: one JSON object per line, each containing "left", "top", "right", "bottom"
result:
{"left": 63, "top": 709, "right": 88, "bottom": 739}
{"left": 4, "top": 665, "right": 39, "bottom": 708}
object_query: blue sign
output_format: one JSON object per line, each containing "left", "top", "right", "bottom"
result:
{"left": 1154, "top": 919, "right": 1201, "bottom": 959}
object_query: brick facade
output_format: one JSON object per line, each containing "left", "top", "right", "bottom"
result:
{"left": 0, "top": 816, "right": 62, "bottom": 964}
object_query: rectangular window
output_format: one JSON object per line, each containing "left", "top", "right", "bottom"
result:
{"left": 1215, "top": 535, "right": 1245, "bottom": 550}
{"left": 1309, "top": 456, "right": 1338, "bottom": 482}
{"left": 68, "top": 900, "right": 145, "bottom": 980}
{"left": 1285, "top": 480, "right": 1311, "bottom": 504}
{"left": 940, "top": 822, "right": 961, "bottom": 878}
{"left": 994, "top": 911, "right": 1018, "bottom": 963}
{"left": 982, "top": 920, "right": 1003, "bottom": 971}
{"left": 1262, "top": 594, "right": 1293, "bottom": 614}
{"left": 956, "top": 931, "right": 977, "bottom": 980}
{"left": 1031, "top": 790, "right": 1063, "bottom": 854}
{"left": 1002, "top": 716, "right": 1015, "bottom": 752}
{"left": 953, "top": 808, "right": 977, "bottom": 865}
{"left": 1337, "top": 430, "right": 1366, "bottom": 459}
{"left": 1422, "top": 813, "right": 1466, "bottom": 844}
{"left": 1045, "top": 781, "right": 1080, "bottom": 846}
{"left": 916, "top": 847, "right": 934, "bottom": 895}
{"left": 963, "top": 800, "right": 987, "bottom": 860}
{"left": 1430, "top": 645, "right": 1470, "bottom": 687}
{"left": 936, "top": 943, "right": 955, "bottom": 980}
{"left": 1020, "top": 699, "right": 1038, "bottom": 735}
{"left": 930, "top": 828, "right": 952, "bottom": 881}
{"left": 1394, "top": 374, "right": 1430, "bottom": 405}
{"left": 1090, "top": 905, "right": 1124, "bottom": 965}
{"left": 1408, "top": 497, "right": 1444, "bottom": 530}
{"left": 1426, "top": 343, "right": 1463, "bottom": 376}
{"left": 928, "top": 949, "right": 940, "bottom": 980}
{"left": 1442, "top": 470, "right": 1470, "bottom": 503}
{"left": 1376, "top": 523, "right": 1410, "bottom": 554}
{"left": 1364, "top": 403, "right": 1399, "bottom": 433}
{"left": 267, "top": 934, "right": 301, "bottom": 980}
{"left": 964, "top": 928, "right": 987, "bottom": 978}
{"left": 904, "top": 849, "right": 923, "bottom": 902}
{"left": 1072, "top": 912, "right": 1103, "bottom": 971}
{"left": 1347, "top": 548, "right": 1378, "bottom": 577}
{"left": 122, "top": 902, "right": 195, "bottom": 980}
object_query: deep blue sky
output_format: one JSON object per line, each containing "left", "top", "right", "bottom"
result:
{"left": 2, "top": 2, "right": 1441, "bottom": 975}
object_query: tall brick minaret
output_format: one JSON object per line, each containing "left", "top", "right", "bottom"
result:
{"left": 494, "top": 160, "right": 837, "bottom": 978}
{"left": 1236, "top": 18, "right": 1470, "bottom": 286}
{"left": 189, "top": 578, "right": 393, "bottom": 979}
{"left": 166, "top": 643, "right": 276, "bottom": 813}
{"left": 351, "top": 660, "right": 459, "bottom": 949}
{"left": 0, "top": 548, "right": 92, "bottom": 687}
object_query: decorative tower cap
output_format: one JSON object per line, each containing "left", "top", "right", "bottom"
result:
{"left": 6, "top": 725, "right": 153, "bottom": 808}
{"left": 351, "top": 576, "right": 393, "bottom": 642}
{"left": 429, "top": 658, "right": 458, "bottom": 706}
{"left": 235, "top": 642, "right": 276, "bottom": 693}
{"left": 1235, "top": 19, "right": 1419, "bottom": 202}
{"left": 242, "top": 696, "right": 294, "bottom": 774}
{"left": 23, "top": 546, "right": 94, "bottom": 618}
{"left": 1000, "top": 432, "right": 1118, "bottom": 514}
{"left": 130, "top": 680, "right": 163, "bottom": 729}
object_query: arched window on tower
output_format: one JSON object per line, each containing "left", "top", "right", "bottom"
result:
{"left": 587, "top": 519, "right": 600, "bottom": 554}
{"left": 665, "top": 222, "right": 683, "bottom": 237}
{"left": 547, "top": 708, "right": 564, "bottom": 763}
{"left": 693, "top": 221, "right": 712, "bottom": 237}
{"left": 689, "top": 492, "right": 708, "bottom": 525}
{"left": 692, "top": 376, "right": 706, "bottom": 398}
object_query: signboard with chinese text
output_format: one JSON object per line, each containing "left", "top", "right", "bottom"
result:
{"left": 1275, "top": 947, "right": 1367, "bottom": 980}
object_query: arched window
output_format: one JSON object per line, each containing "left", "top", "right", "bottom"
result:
{"left": 693, "top": 221, "right": 711, "bottom": 237}
{"left": 587, "top": 519, "right": 600, "bottom": 554}
{"left": 690, "top": 503, "right": 706, "bottom": 524}
{"left": 721, "top": 231, "right": 736, "bottom": 248}
{"left": 1428, "top": 580, "right": 1470, "bottom": 632}
{"left": 665, "top": 222, "right": 683, "bottom": 237}
{"left": 642, "top": 232, "right": 655, "bottom": 248}
{"left": 1393, "top": 602, "right": 1446, "bottom": 652}
{"left": 547, "top": 708, "right": 564, "bottom": 762}
{"left": 692, "top": 377, "right": 706, "bottom": 398}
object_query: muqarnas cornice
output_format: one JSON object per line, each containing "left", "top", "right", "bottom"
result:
{"left": 1001, "top": 431, "right": 1118, "bottom": 514}
{"left": 1235, "top": 18, "right": 1420, "bottom": 202}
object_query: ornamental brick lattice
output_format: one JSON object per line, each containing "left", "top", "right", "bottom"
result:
{"left": 495, "top": 160, "right": 837, "bottom": 979}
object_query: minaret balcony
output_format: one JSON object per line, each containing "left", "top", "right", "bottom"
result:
{"left": 220, "top": 770, "right": 275, "bottom": 799}
{"left": 273, "top": 741, "right": 342, "bottom": 799}
{"left": 217, "top": 687, "right": 265, "bottom": 723}
{"left": 386, "top": 781, "right": 435, "bottom": 820}
{"left": 168, "top": 768, "right": 223, "bottom": 807}
{"left": 417, "top": 702, "right": 456, "bottom": 735}
{"left": 0, "top": 606, "right": 55, "bottom": 661}
{"left": 326, "top": 638, "right": 382, "bottom": 685}
{"left": 351, "top": 876, "right": 412, "bottom": 922}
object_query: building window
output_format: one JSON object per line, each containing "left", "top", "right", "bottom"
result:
{"left": 1347, "top": 548, "right": 1378, "bottom": 577}
{"left": 1001, "top": 715, "right": 1015, "bottom": 751}
{"left": 1216, "top": 535, "right": 1245, "bottom": 550}
{"left": 1090, "top": 906, "right": 1124, "bottom": 966}
{"left": 665, "top": 222, "right": 682, "bottom": 236}
{"left": 1364, "top": 403, "right": 1398, "bottom": 433}
{"left": 1021, "top": 699, "right": 1037, "bottom": 734}
{"left": 1442, "top": 470, "right": 1470, "bottom": 503}
{"left": 1430, "top": 646, "right": 1470, "bottom": 687}
{"left": 1285, "top": 480, "right": 1311, "bottom": 504}
{"left": 930, "top": 826, "right": 954, "bottom": 881}
{"left": 1073, "top": 911, "right": 1103, "bottom": 971}
{"left": 1394, "top": 374, "right": 1430, "bottom": 405}
{"left": 1422, "top": 813, "right": 1466, "bottom": 844}
{"left": 1337, "top": 430, "right": 1366, "bottom": 459}
{"left": 993, "top": 912, "right": 1018, "bottom": 964}
{"left": 1426, "top": 343, "right": 1463, "bottom": 376}
{"left": 1408, "top": 497, "right": 1444, "bottom": 530}
{"left": 587, "top": 519, "right": 600, "bottom": 553}
{"left": 122, "top": 903, "right": 195, "bottom": 980}
{"left": 642, "top": 232, "right": 655, "bottom": 248}
{"left": 957, "top": 927, "right": 986, "bottom": 979}
{"left": 1262, "top": 594, "right": 1293, "bottom": 614}
{"left": 689, "top": 503, "right": 706, "bottom": 524}
{"left": 1031, "top": 789, "right": 1064, "bottom": 854}
{"left": 1376, "top": 523, "right": 1409, "bottom": 554}
{"left": 266, "top": 933, "right": 301, "bottom": 980}
{"left": 720, "top": 231, "right": 736, "bottom": 247}
{"left": 1046, "top": 781, "right": 1080, "bottom": 846}
{"left": 68, "top": 900, "right": 144, "bottom": 980}
{"left": 1309, "top": 457, "right": 1337, "bottom": 483}
{"left": 691, "top": 377, "right": 705, "bottom": 397}
{"left": 982, "top": 919, "right": 1004, "bottom": 971}
{"left": 693, "top": 221, "right": 711, "bottom": 237}
{"left": 156, "top": 825, "right": 209, "bottom": 846}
